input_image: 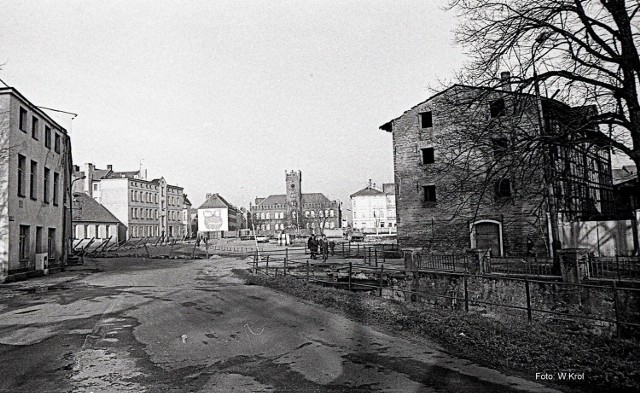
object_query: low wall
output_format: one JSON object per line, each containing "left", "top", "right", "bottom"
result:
{"left": 382, "top": 269, "right": 640, "bottom": 337}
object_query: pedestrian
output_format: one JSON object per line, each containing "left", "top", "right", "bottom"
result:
{"left": 526, "top": 236, "right": 534, "bottom": 257}
{"left": 329, "top": 240, "right": 336, "bottom": 256}
{"left": 320, "top": 235, "right": 329, "bottom": 261}
{"left": 307, "top": 234, "right": 318, "bottom": 259}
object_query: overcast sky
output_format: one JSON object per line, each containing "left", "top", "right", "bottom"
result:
{"left": 0, "top": 0, "right": 465, "bottom": 208}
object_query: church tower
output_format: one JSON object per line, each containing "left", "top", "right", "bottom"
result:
{"left": 285, "top": 170, "right": 302, "bottom": 230}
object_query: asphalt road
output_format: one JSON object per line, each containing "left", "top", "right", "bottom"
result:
{"left": 0, "top": 256, "right": 561, "bottom": 393}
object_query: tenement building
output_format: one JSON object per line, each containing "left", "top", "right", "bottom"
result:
{"left": 251, "top": 170, "right": 341, "bottom": 236}
{"left": 72, "top": 164, "right": 185, "bottom": 239}
{"left": 380, "top": 78, "right": 616, "bottom": 256}
{"left": 350, "top": 180, "right": 396, "bottom": 233}
{"left": 0, "top": 87, "right": 73, "bottom": 282}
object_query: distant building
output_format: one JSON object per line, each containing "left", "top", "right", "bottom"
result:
{"left": 72, "top": 163, "right": 185, "bottom": 239}
{"left": 197, "top": 193, "right": 240, "bottom": 238}
{"left": 251, "top": 170, "right": 341, "bottom": 236}
{"left": 71, "top": 192, "right": 126, "bottom": 245}
{"left": 182, "top": 194, "right": 194, "bottom": 238}
{"left": 350, "top": 180, "right": 396, "bottom": 233}
{"left": 0, "top": 87, "right": 73, "bottom": 282}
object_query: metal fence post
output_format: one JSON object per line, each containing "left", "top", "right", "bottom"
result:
{"left": 375, "top": 249, "right": 378, "bottom": 267}
{"left": 342, "top": 243, "right": 345, "bottom": 257}
{"left": 463, "top": 274, "right": 469, "bottom": 312}
{"left": 284, "top": 251, "right": 288, "bottom": 276}
{"left": 254, "top": 250, "right": 258, "bottom": 274}
{"left": 306, "top": 260, "right": 310, "bottom": 282}
{"left": 616, "top": 255, "right": 621, "bottom": 282}
{"left": 266, "top": 255, "right": 269, "bottom": 276}
{"left": 379, "top": 264, "right": 384, "bottom": 297}
{"left": 613, "top": 281, "right": 621, "bottom": 338}
{"left": 348, "top": 262, "right": 352, "bottom": 291}
{"left": 525, "top": 277, "right": 532, "bottom": 323}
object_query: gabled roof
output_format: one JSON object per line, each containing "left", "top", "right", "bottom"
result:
{"left": 379, "top": 83, "right": 574, "bottom": 132}
{"left": 257, "top": 194, "right": 287, "bottom": 206}
{"left": 198, "top": 193, "right": 238, "bottom": 211}
{"left": 613, "top": 165, "right": 638, "bottom": 186}
{"left": 350, "top": 186, "right": 384, "bottom": 198}
{"left": 106, "top": 170, "right": 142, "bottom": 179}
{"left": 255, "top": 193, "right": 336, "bottom": 208}
{"left": 183, "top": 195, "right": 192, "bottom": 206}
{"left": 72, "top": 193, "right": 123, "bottom": 224}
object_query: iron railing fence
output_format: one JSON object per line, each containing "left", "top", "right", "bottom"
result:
{"left": 249, "top": 250, "right": 640, "bottom": 338}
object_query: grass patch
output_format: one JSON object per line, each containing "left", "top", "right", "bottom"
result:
{"left": 236, "top": 270, "right": 640, "bottom": 393}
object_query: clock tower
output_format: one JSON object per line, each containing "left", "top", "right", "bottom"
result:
{"left": 285, "top": 170, "right": 302, "bottom": 230}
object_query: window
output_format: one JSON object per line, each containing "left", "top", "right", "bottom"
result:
{"left": 490, "top": 98, "right": 506, "bottom": 118}
{"left": 491, "top": 138, "right": 509, "bottom": 159}
{"left": 32, "top": 117, "right": 39, "bottom": 140}
{"left": 93, "top": 183, "right": 99, "bottom": 192}
{"left": 495, "top": 179, "right": 512, "bottom": 198}
{"left": 53, "top": 172, "right": 59, "bottom": 205}
{"left": 44, "top": 126, "right": 51, "bottom": 148}
{"left": 421, "top": 147, "right": 435, "bottom": 164}
{"left": 95, "top": 225, "right": 100, "bottom": 239}
{"left": 43, "top": 167, "right": 50, "bottom": 203}
{"left": 30, "top": 160, "right": 37, "bottom": 200}
{"left": 19, "top": 225, "right": 30, "bottom": 261}
{"left": 419, "top": 111, "right": 433, "bottom": 128}
{"left": 54, "top": 133, "right": 61, "bottom": 153}
{"left": 422, "top": 185, "right": 437, "bottom": 203}
{"left": 19, "top": 108, "right": 28, "bottom": 132}
{"left": 17, "top": 154, "right": 26, "bottom": 197}
{"left": 48, "top": 228, "right": 56, "bottom": 259}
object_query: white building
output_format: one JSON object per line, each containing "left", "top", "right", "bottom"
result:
{"left": 73, "top": 164, "right": 184, "bottom": 239}
{"left": 350, "top": 181, "right": 396, "bottom": 234}
{"left": 0, "top": 87, "right": 72, "bottom": 282}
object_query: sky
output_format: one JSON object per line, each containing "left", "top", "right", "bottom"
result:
{"left": 0, "top": 0, "right": 465, "bottom": 209}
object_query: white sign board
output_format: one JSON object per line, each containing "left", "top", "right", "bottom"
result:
{"left": 199, "top": 208, "right": 228, "bottom": 232}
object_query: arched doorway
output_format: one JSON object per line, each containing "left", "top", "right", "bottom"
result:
{"left": 471, "top": 221, "right": 503, "bottom": 256}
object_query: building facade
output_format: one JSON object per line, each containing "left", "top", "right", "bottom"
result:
{"left": 182, "top": 194, "right": 194, "bottom": 238}
{"left": 0, "top": 87, "right": 73, "bottom": 281}
{"left": 350, "top": 180, "right": 396, "bottom": 233}
{"left": 251, "top": 170, "right": 341, "bottom": 236}
{"left": 73, "top": 164, "right": 185, "bottom": 239}
{"left": 380, "top": 83, "right": 615, "bottom": 256}
{"left": 197, "top": 193, "right": 240, "bottom": 238}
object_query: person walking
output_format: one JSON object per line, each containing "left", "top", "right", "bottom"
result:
{"left": 307, "top": 234, "right": 318, "bottom": 259}
{"left": 320, "top": 235, "right": 329, "bottom": 261}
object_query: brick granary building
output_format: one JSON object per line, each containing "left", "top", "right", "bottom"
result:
{"left": 251, "top": 170, "right": 341, "bottom": 236}
{"left": 380, "top": 80, "right": 618, "bottom": 256}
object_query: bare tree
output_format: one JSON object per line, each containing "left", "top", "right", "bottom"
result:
{"left": 443, "top": 0, "right": 639, "bottom": 256}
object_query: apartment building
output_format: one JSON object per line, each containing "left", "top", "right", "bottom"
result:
{"left": 0, "top": 87, "right": 72, "bottom": 282}
{"left": 350, "top": 180, "right": 396, "bottom": 233}
{"left": 73, "top": 164, "right": 184, "bottom": 239}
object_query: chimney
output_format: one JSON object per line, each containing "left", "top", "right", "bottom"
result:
{"left": 500, "top": 71, "right": 512, "bottom": 92}
{"left": 107, "top": 164, "right": 113, "bottom": 171}
{"left": 368, "top": 179, "right": 372, "bottom": 188}
{"left": 206, "top": 193, "right": 213, "bottom": 200}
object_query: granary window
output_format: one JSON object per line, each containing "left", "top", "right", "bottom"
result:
{"left": 491, "top": 138, "right": 509, "bottom": 159}
{"left": 421, "top": 147, "right": 435, "bottom": 165}
{"left": 490, "top": 98, "right": 506, "bottom": 118}
{"left": 422, "top": 185, "right": 437, "bottom": 203}
{"left": 419, "top": 111, "right": 433, "bottom": 128}
{"left": 494, "top": 178, "right": 512, "bottom": 198}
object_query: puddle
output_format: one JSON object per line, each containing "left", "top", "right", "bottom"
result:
{"left": 19, "top": 286, "right": 70, "bottom": 294}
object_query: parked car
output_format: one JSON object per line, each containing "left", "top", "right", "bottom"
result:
{"left": 347, "top": 231, "right": 365, "bottom": 242}
{"left": 255, "top": 235, "right": 270, "bottom": 243}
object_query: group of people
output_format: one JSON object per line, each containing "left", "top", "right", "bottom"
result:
{"left": 307, "top": 234, "right": 333, "bottom": 261}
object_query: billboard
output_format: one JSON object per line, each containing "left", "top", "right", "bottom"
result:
{"left": 199, "top": 208, "right": 229, "bottom": 232}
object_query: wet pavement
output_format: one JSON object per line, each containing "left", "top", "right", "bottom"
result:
{"left": 0, "top": 256, "right": 561, "bottom": 392}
